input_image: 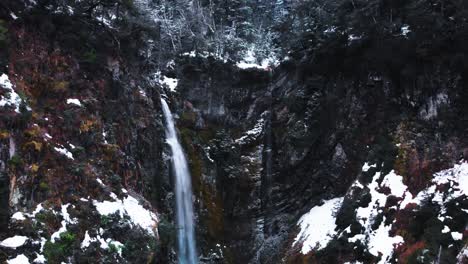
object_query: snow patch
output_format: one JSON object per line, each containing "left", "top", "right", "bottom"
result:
{"left": 33, "top": 254, "right": 45, "bottom": 263}
{"left": 54, "top": 146, "right": 74, "bottom": 160}
{"left": 236, "top": 49, "right": 277, "bottom": 70}
{"left": 81, "top": 230, "right": 124, "bottom": 256}
{"left": 93, "top": 195, "right": 158, "bottom": 235}
{"left": 348, "top": 34, "right": 362, "bottom": 43}
{"left": 0, "top": 236, "right": 28, "bottom": 248}
{"left": 293, "top": 197, "right": 344, "bottom": 254}
{"left": 351, "top": 169, "right": 405, "bottom": 263}
{"left": 362, "top": 162, "right": 376, "bottom": 172}
{"left": 401, "top": 161, "right": 468, "bottom": 209}
{"left": 0, "top": 73, "right": 22, "bottom": 113}
{"left": 7, "top": 254, "right": 29, "bottom": 264}
{"left": 451, "top": 232, "right": 463, "bottom": 240}
{"left": 66, "top": 98, "right": 82, "bottom": 107}
{"left": 419, "top": 92, "right": 449, "bottom": 120}
{"left": 442, "top": 226, "right": 450, "bottom": 233}
{"left": 161, "top": 76, "right": 178, "bottom": 91}
{"left": 51, "top": 204, "right": 77, "bottom": 243}
{"left": 401, "top": 25, "right": 411, "bottom": 37}
{"left": 235, "top": 116, "right": 265, "bottom": 144}
{"left": 380, "top": 170, "right": 407, "bottom": 197}
{"left": 11, "top": 212, "right": 26, "bottom": 221}
{"left": 31, "top": 203, "right": 44, "bottom": 217}
{"left": 367, "top": 221, "right": 404, "bottom": 263}
{"left": 81, "top": 231, "right": 97, "bottom": 249}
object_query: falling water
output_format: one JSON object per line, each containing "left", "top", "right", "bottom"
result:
{"left": 161, "top": 98, "right": 198, "bottom": 264}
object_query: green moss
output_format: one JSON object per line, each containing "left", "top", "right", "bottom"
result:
{"left": 108, "top": 242, "right": 124, "bottom": 255}
{"left": 83, "top": 49, "right": 97, "bottom": 64}
{"left": 35, "top": 210, "right": 59, "bottom": 229}
{"left": 101, "top": 215, "right": 110, "bottom": 226}
{"left": 0, "top": 20, "right": 7, "bottom": 45}
{"left": 158, "top": 215, "right": 176, "bottom": 246}
{"left": 52, "top": 81, "right": 69, "bottom": 92}
{"left": 180, "top": 111, "right": 197, "bottom": 125}
{"left": 43, "top": 231, "right": 76, "bottom": 263}
{"left": 39, "top": 181, "right": 49, "bottom": 191}
{"left": 8, "top": 155, "right": 22, "bottom": 167}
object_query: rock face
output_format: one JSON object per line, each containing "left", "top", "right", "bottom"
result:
{"left": 1, "top": 0, "right": 468, "bottom": 264}
{"left": 0, "top": 2, "right": 172, "bottom": 263}
{"left": 169, "top": 51, "right": 468, "bottom": 263}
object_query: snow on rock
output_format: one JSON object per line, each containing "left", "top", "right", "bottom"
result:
{"left": 367, "top": 221, "right": 404, "bottom": 263}
{"left": 96, "top": 178, "right": 105, "bottom": 187}
{"left": 161, "top": 76, "right": 178, "bottom": 91}
{"left": 0, "top": 73, "right": 22, "bottom": 113}
{"left": 153, "top": 71, "right": 179, "bottom": 92}
{"left": 400, "top": 25, "right": 411, "bottom": 37}
{"left": 457, "top": 244, "right": 468, "bottom": 262}
{"left": 66, "top": 98, "right": 82, "bottom": 107}
{"left": 235, "top": 115, "right": 265, "bottom": 144}
{"left": 0, "top": 236, "right": 29, "bottom": 248}
{"left": 350, "top": 169, "right": 405, "bottom": 263}
{"left": 105, "top": 239, "right": 124, "bottom": 256}
{"left": 293, "top": 197, "right": 344, "bottom": 254}
{"left": 7, "top": 254, "right": 30, "bottom": 264}
{"left": 362, "top": 162, "right": 376, "bottom": 172}
{"left": 345, "top": 161, "right": 468, "bottom": 262}
{"left": 31, "top": 203, "right": 44, "bottom": 217}
{"left": 93, "top": 195, "right": 158, "bottom": 235}
{"left": 11, "top": 212, "right": 26, "bottom": 221}
{"left": 181, "top": 51, "right": 197, "bottom": 57}
{"left": 236, "top": 49, "right": 277, "bottom": 70}
{"left": 51, "top": 204, "right": 77, "bottom": 243}
{"left": 401, "top": 161, "right": 468, "bottom": 209}
{"left": 348, "top": 34, "right": 363, "bottom": 43}
{"left": 432, "top": 161, "right": 468, "bottom": 195}
{"left": 442, "top": 226, "right": 450, "bottom": 233}
{"left": 54, "top": 146, "right": 74, "bottom": 160}
{"left": 419, "top": 92, "right": 449, "bottom": 120}
{"left": 451, "top": 232, "right": 463, "bottom": 240}
{"left": 10, "top": 12, "right": 18, "bottom": 20}
{"left": 81, "top": 231, "right": 97, "bottom": 249}
{"left": 81, "top": 230, "right": 124, "bottom": 256}
{"left": 380, "top": 170, "right": 407, "bottom": 197}
{"left": 181, "top": 50, "right": 228, "bottom": 62}
{"left": 32, "top": 254, "right": 45, "bottom": 264}
{"left": 138, "top": 88, "right": 147, "bottom": 97}
{"left": 44, "top": 133, "right": 52, "bottom": 140}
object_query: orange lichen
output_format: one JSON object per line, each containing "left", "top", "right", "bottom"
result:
{"left": 52, "top": 81, "right": 69, "bottom": 92}
{"left": 24, "top": 140, "right": 43, "bottom": 152}
{"left": 24, "top": 126, "right": 42, "bottom": 138}
{"left": 0, "top": 130, "right": 9, "bottom": 139}
{"left": 31, "top": 163, "right": 39, "bottom": 173}
{"left": 80, "top": 119, "right": 98, "bottom": 133}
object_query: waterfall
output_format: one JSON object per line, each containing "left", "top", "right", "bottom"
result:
{"left": 161, "top": 98, "right": 198, "bottom": 264}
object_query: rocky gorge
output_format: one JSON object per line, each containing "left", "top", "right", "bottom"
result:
{"left": 0, "top": 0, "right": 467, "bottom": 263}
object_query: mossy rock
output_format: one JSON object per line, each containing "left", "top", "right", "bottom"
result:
{"left": 0, "top": 130, "right": 9, "bottom": 139}
{"left": 24, "top": 126, "right": 42, "bottom": 138}
{"left": 24, "top": 140, "right": 43, "bottom": 152}
{"left": 39, "top": 181, "right": 49, "bottom": 191}
{"left": 80, "top": 119, "right": 98, "bottom": 133}
{"left": 43, "top": 231, "right": 77, "bottom": 263}
{"left": 52, "top": 81, "right": 69, "bottom": 92}
{"left": 8, "top": 155, "right": 23, "bottom": 167}
{"left": 0, "top": 20, "right": 8, "bottom": 45}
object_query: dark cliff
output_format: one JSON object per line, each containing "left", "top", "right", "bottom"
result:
{"left": 0, "top": 0, "right": 468, "bottom": 263}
